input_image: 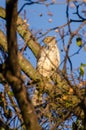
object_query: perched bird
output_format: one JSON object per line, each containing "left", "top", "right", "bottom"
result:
{"left": 37, "top": 36, "right": 60, "bottom": 77}
{"left": 32, "top": 36, "right": 60, "bottom": 106}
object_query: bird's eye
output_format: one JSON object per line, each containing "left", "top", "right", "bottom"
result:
{"left": 46, "top": 38, "right": 48, "bottom": 42}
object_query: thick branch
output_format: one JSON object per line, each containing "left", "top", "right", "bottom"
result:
{"left": 0, "top": 30, "right": 40, "bottom": 80}
{"left": 0, "top": 6, "right": 41, "bottom": 58}
{"left": 6, "top": 0, "right": 19, "bottom": 76}
{"left": 5, "top": 1, "right": 41, "bottom": 130}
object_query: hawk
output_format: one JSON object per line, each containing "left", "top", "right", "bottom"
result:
{"left": 32, "top": 36, "right": 60, "bottom": 106}
{"left": 37, "top": 36, "right": 60, "bottom": 77}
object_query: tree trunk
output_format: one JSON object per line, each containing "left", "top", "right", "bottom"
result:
{"left": 5, "top": 0, "right": 41, "bottom": 130}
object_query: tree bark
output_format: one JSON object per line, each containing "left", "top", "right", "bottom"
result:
{"left": 5, "top": 1, "right": 41, "bottom": 130}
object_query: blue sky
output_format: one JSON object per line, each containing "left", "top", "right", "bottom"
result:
{"left": 0, "top": 0, "right": 86, "bottom": 73}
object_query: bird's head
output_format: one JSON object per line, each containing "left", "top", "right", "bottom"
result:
{"left": 43, "top": 36, "right": 56, "bottom": 46}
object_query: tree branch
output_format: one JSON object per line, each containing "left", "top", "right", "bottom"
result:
{"left": 0, "top": 6, "right": 41, "bottom": 58}
{"left": 5, "top": 1, "right": 41, "bottom": 129}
